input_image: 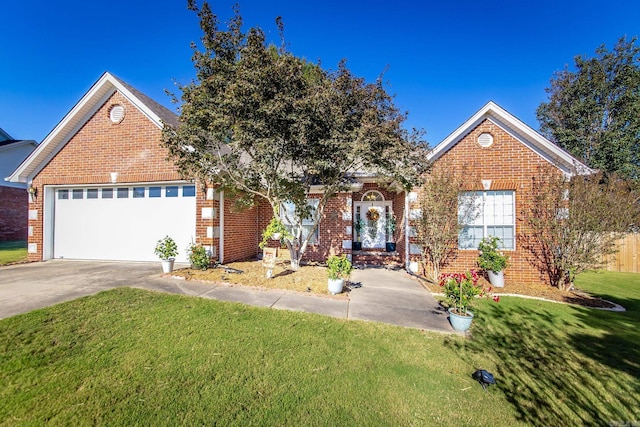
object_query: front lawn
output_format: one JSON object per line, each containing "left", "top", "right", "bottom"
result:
{"left": 1, "top": 272, "right": 638, "bottom": 425}
{"left": 0, "top": 240, "right": 27, "bottom": 265}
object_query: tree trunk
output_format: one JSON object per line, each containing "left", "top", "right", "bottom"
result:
{"left": 285, "top": 240, "right": 301, "bottom": 271}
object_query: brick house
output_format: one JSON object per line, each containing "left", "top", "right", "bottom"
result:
{"left": 1, "top": 129, "right": 37, "bottom": 241}
{"left": 8, "top": 72, "right": 589, "bottom": 285}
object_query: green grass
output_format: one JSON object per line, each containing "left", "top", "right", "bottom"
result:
{"left": 1, "top": 272, "right": 639, "bottom": 426}
{"left": 0, "top": 240, "right": 27, "bottom": 265}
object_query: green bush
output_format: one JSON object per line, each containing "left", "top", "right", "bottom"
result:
{"left": 154, "top": 236, "right": 178, "bottom": 260}
{"left": 477, "top": 237, "right": 509, "bottom": 272}
{"left": 259, "top": 217, "right": 292, "bottom": 249}
{"left": 187, "top": 243, "right": 210, "bottom": 270}
{"left": 326, "top": 255, "right": 353, "bottom": 280}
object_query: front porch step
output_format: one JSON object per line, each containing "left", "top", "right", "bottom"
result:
{"left": 352, "top": 250, "right": 402, "bottom": 269}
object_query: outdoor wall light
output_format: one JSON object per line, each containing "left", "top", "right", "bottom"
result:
{"left": 110, "top": 172, "right": 118, "bottom": 184}
{"left": 27, "top": 186, "right": 37, "bottom": 202}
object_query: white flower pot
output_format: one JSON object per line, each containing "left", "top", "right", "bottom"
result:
{"left": 161, "top": 259, "right": 175, "bottom": 273}
{"left": 328, "top": 278, "right": 344, "bottom": 295}
{"left": 488, "top": 270, "right": 505, "bottom": 288}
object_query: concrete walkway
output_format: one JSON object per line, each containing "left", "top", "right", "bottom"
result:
{"left": 0, "top": 260, "right": 453, "bottom": 333}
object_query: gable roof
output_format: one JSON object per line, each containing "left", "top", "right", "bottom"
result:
{"left": 1, "top": 138, "right": 37, "bottom": 188}
{"left": 7, "top": 72, "right": 178, "bottom": 184}
{"left": 427, "top": 101, "right": 593, "bottom": 176}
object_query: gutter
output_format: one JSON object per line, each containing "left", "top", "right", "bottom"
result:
{"left": 404, "top": 192, "right": 410, "bottom": 272}
{"left": 219, "top": 190, "right": 224, "bottom": 264}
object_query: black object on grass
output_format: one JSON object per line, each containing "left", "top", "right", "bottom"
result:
{"left": 472, "top": 369, "right": 495, "bottom": 390}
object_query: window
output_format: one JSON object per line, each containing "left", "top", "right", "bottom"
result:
{"left": 72, "top": 189, "right": 83, "bottom": 199}
{"left": 183, "top": 185, "right": 196, "bottom": 197}
{"left": 87, "top": 189, "right": 98, "bottom": 199}
{"left": 117, "top": 188, "right": 129, "bottom": 199}
{"left": 58, "top": 189, "right": 69, "bottom": 200}
{"left": 459, "top": 190, "right": 514, "bottom": 250}
{"left": 102, "top": 188, "right": 113, "bottom": 199}
{"left": 280, "top": 199, "right": 320, "bottom": 244}
{"left": 133, "top": 187, "right": 145, "bottom": 198}
{"left": 166, "top": 186, "right": 179, "bottom": 198}
{"left": 149, "top": 187, "right": 161, "bottom": 198}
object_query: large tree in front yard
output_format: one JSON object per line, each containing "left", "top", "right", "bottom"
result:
{"left": 163, "top": 2, "right": 427, "bottom": 269}
{"left": 520, "top": 166, "right": 639, "bottom": 290}
{"left": 537, "top": 36, "right": 640, "bottom": 180}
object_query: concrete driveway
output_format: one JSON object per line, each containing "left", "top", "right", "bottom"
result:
{"left": 0, "top": 260, "right": 170, "bottom": 319}
{"left": 0, "top": 260, "right": 454, "bottom": 333}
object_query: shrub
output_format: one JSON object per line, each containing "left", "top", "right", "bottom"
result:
{"left": 326, "top": 255, "right": 353, "bottom": 280}
{"left": 477, "top": 237, "right": 509, "bottom": 272}
{"left": 187, "top": 243, "right": 210, "bottom": 270}
{"left": 154, "top": 236, "right": 178, "bottom": 260}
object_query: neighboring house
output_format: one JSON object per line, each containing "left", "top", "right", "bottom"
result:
{"left": 8, "top": 72, "right": 590, "bottom": 285}
{"left": 1, "top": 128, "right": 37, "bottom": 241}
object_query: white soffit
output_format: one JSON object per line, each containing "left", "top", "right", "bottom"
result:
{"left": 7, "top": 72, "right": 166, "bottom": 184}
{"left": 427, "top": 101, "right": 593, "bottom": 176}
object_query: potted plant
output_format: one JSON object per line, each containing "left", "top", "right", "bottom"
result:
{"left": 326, "top": 254, "right": 353, "bottom": 295}
{"left": 187, "top": 242, "right": 210, "bottom": 270}
{"left": 439, "top": 270, "right": 484, "bottom": 332}
{"left": 477, "top": 236, "right": 509, "bottom": 288}
{"left": 353, "top": 218, "right": 365, "bottom": 251}
{"left": 154, "top": 235, "right": 178, "bottom": 273}
{"left": 259, "top": 217, "right": 292, "bottom": 249}
{"left": 385, "top": 214, "right": 397, "bottom": 252}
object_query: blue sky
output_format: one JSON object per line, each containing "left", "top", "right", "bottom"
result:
{"left": 1, "top": 0, "right": 639, "bottom": 146}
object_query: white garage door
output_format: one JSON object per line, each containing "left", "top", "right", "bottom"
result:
{"left": 53, "top": 183, "right": 196, "bottom": 262}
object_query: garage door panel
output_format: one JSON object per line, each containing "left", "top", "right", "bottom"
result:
{"left": 54, "top": 184, "right": 196, "bottom": 262}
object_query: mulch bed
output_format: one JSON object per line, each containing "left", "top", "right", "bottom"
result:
{"left": 417, "top": 276, "right": 616, "bottom": 309}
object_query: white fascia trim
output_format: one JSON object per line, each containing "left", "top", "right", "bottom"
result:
{"left": 427, "top": 101, "right": 594, "bottom": 177}
{"left": 7, "top": 72, "right": 164, "bottom": 184}
{"left": 22, "top": 90, "right": 115, "bottom": 183}
{"left": 107, "top": 74, "right": 164, "bottom": 129}
{"left": 0, "top": 140, "right": 36, "bottom": 153}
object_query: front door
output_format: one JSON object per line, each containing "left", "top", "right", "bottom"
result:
{"left": 362, "top": 205, "right": 386, "bottom": 249}
{"left": 354, "top": 198, "right": 392, "bottom": 250}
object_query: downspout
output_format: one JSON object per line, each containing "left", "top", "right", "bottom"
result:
{"left": 404, "top": 192, "right": 410, "bottom": 272}
{"left": 219, "top": 190, "right": 224, "bottom": 264}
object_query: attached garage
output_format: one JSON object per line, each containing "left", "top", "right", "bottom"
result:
{"left": 5, "top": 72, "right": 223, "bottom": 264}
{"left": 52, "top": 183, "right": 196, "bottom": 262}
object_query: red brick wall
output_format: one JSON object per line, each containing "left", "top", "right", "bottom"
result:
{"left": 196, "top": 185, "right": 220, "bottom": 261}
{"left": 0, "top": 186, "right": 28, "bottom": 241}
{"left": 409, "top": 119, "right": 563, "bottom": 285}
{"left": 255, "top": 193, "right": 353, "bottom": 264}
{"left": 27, "top": 91, "right": 201, "bottom": 261}
{"left": 302, "top": 193, "right": 351, "bottom": 262}
{"left": 221, "top": 194, "right": 259, "bottom": 262}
